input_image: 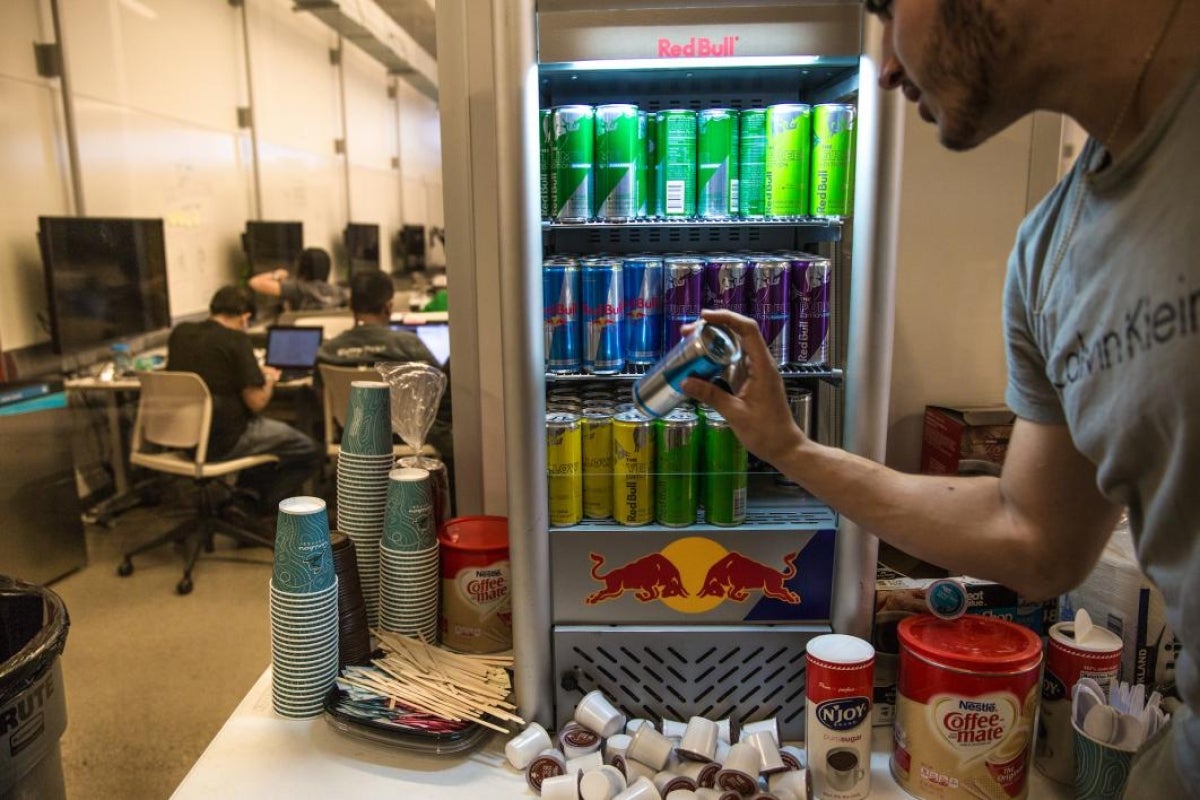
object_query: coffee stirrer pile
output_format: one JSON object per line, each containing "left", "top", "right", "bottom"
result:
{"left": 339, "top": 631, "right": 523, "bottom": 733}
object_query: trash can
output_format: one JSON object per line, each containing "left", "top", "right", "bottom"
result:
{"left": 0, "top": 576, "right": 70, "bottom": 800}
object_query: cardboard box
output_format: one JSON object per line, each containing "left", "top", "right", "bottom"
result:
{"left": 920, "top": 404, "right": 1015, "bottom": 476}
{"left": 871, "top": 563, "right": 1057, "bottom": 727}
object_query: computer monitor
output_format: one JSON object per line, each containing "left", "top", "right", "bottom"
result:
{"left": 38, "top": 216, "right": 172, "bottom": 355}
{"left": 243, "top": 221, "right": 302, "bottom": 274}
{"left": 344, "top": 223, "right": 381, "bottom": 277}
{"left": 390, "top": 322, "right": 450, "bottom": 366}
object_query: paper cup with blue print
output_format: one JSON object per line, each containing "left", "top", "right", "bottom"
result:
{"left": 273, "top": 497, "right": 334, "bottom": 594}
{"left": 383, "top": 468, "right": 435, "bottom": 551}
{"left": 340, "top": 381, "right": 393, "bottom": 456}
{"left": 1073, "top": 720, "right": 1135, "bottom": 800}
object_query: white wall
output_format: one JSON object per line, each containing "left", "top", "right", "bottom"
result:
{"left": 884, "top": 107, "right": 1063, "bottom": 472}
{"left": 0, "top": 0, "right": 442, "bottom": 360}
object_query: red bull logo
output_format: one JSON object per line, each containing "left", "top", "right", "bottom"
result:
{"left": 657, "top": 36, "right": 739, "bottom": 58}
{"left": 586, "top": 537, "right": 801, "bottom": 612}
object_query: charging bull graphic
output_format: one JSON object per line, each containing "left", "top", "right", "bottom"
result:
{"left": 585, "top": 540, "right": 802, "bottom": 609}
{"left": 698, "top": 551, "right": 801, "bottom": 604}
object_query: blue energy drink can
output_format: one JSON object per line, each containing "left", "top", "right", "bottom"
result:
{"left": 622, "top": 256, "right": 664, "bottom": 365}
{"left": 544, "top": 258, "right": 581, "bottom": 373}
{"left": 581, "top": 257, "right": 625, "bottom": 375}
{"left": 632, "top": 321, "right": 742, "bottom": 418}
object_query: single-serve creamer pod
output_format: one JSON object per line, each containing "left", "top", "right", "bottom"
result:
{"left": 660, "top": 718, "right": 688, "bottom": 740}
{"left": 575, "top": 689, "right": 627, "bottom": 738}
{"left": 678, "top": 716, "right": 719, "bottom": 762}
{"left": 579, "top": 765, "right": 627, "bottom": 800}
{"left": 738, "top": 718, "right": 779, "bottom": 746}
{"left": 566, "top": 751, "right": 605, "bottom": 776}
{"left": 628, "top": 724, "right": 675, "bottom": 771}
{"left": 613, "top": 776, "right": 660, "bottom": 800}
{"left": 507, "top": 722, "right": 552, "bottom": 770}
{"left": 715, "top": 742, "right": 760, "bottom": 796}
{"left": 606, "top": 733, "right": 633, "bottom": 763}
{"left": 527, "top": 748, "right": 567, "bottom": 793}
{"left": 744, "top": 729, "right": 787, "bottom": 774}
{"left": 542, "top": 771, "right": 583, "bottom": 800}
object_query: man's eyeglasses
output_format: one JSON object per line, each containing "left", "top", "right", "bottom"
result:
{"left": 864, "top": 0, "right": 893, "bottom": 19}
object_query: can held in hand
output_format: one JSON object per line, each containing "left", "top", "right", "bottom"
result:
{"left": 633, "top": 320, "right": 742, "bottom": 418}
{"left": 655, "top": 110, "right": 697, "bottom": 218}
{"left": 544, "top": 259, "right": 581, "bottom": 373}
{"left": 787, "top": 254, "right": 832, "bottom": 365}
{"left": 581, "top": 409, "right": 614, "bottom": 520}
{"left": 581, "top": 258, "right": 625, "bottom": 375}
{"left": 697, "top": 108, "right": 737, "bottom": 219}
{"left": 540, "top": 109, "right": 554, "bottom": 220}
{"left": 765, "top": 103, "right": 812, "bottom": 218}
{"left": 749, "top": 256, "right": 791, "bottom": 363}
{"left": 663, "top": 256, "right": 704, "bottom": 351}
{"left": 807, "top": 634, "right": 874, "bottom": 800}
{"left": 546, "top": 412, "right": 583, "bottom": 527}
{"left": 655, "top": 409, "right": 700, "bottom": 527}
{"left": 739, "top": 108, "right": 768, "bottom": 218}
{"left": 703, "top": 409, "right": 747, "bottom": 526}
{"left": 810, "top": 104, "right": 856, "bottom": 217}
{"left": 612, "top": 410, "right": 654, "bottom": 526}
{"left": 703, "top": 255, "right": 749, "bottom": 316}
{"left": 595, "top": 104, "right": 640, "bottom": 222}
{"left": 553, "top": 105, "right": 595, "bottom": 222}
{"left": 623, "top": 256, "right": 664, "bottom": 365}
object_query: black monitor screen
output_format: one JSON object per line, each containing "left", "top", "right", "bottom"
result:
{"left": 345, "top": 223, "right": 381, "bottom": 275}
{"left": 38, "top": 216, "right": 171, "bottom": 354}
{"left": 244, "top": 221, "right": 302, "bottom": 272}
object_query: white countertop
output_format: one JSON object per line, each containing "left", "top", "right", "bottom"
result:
{"left": 172, "top": 669, "right": 1071, "bottom": 799}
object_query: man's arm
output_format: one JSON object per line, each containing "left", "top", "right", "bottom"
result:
{"left": 683, "top": 310, "right": 1121, "bottom": 600}
{"left": 241, "top": 366, "right": 280, "bottom": 413}
{"left": 248, "top": 269, "right": 287, "bottom": 298}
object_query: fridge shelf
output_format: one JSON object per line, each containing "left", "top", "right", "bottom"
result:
{"left": 542, "top": 218, "right": 842, "bottom": 254}
{"left": 543, "top": 217, "right": 843, "bottom": 230}
{"left": 546, "top": 364, "right": 842, "bottom": 384}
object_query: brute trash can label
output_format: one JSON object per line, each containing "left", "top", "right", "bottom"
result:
{"left": 1, "top": 660, "right": 67, "bottom": 793}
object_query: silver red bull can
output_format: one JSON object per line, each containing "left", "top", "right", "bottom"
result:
{"left": 702, "top": 255, "right": 749, "bottom": 316}
{"left": 786, "top": 253, "right": 832, "bottom": 365}
{"left": 663, "top": 256, "right": 704, "bottom": 351}
{"left": 632, "top": 320, "right": 742, "bottom": 418}
{"left": 749, "top": 256, "right": 791, "bottom": 363}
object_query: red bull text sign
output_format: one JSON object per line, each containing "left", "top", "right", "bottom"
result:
{"left": 657, "top": 36, "right": 740, "bottom": 58}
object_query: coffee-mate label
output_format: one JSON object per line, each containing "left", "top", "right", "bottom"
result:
{"left": 806, "top": 634, "right": 875, "bottom": 800}
{"left": 440, "top": 560, "right": 512, "bottom": 652}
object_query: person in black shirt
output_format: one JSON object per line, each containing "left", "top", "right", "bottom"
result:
{"left": 167, "top": 286, "right": 322, "bottom": 531}
{"left": 249, "top": 247, "right": 346, "bottom": 312}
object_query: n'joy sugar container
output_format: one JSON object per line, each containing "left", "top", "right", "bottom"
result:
{"left": 892, "top": 615, "right": 1043, "bottom": 800}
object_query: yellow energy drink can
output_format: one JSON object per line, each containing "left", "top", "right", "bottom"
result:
{"left": 612, "top": 409, "right": 655, "bottom": 526}
{"left": 546, "top": 412, "right": 583, "bottom": 526}
{"left": 582, "top": 409, "right": 614, "bottom": 519}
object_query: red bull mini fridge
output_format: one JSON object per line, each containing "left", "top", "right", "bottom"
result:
{"left": 437, "top": 0, "right": 903, "bottom": 737}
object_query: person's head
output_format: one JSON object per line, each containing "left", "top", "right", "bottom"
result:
{"left": 209, "top": 285, "right": 255, "bottom": 328}
{"left": 867, "top": 0, "right": 1026, "bottom": 152}
{"left": 350, "top": 269, "right": 395, "bottom": 319}
{"left": 297, "top": 247, "right": 332, "bottom": 282}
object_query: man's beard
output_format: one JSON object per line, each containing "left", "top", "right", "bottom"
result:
{"left": 925, "top": 1, "right": 1005, "bottom": 151}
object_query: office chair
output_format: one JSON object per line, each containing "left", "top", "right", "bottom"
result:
{"left": 116, "top": 371, "right": 279, "bottom": 595}
{"left": 318, "top": 364, "right": 437, "bottom": 463}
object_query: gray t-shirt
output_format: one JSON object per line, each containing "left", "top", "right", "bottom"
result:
{"left": 1004, "top": 68, "right": 1200, "bottom": 781}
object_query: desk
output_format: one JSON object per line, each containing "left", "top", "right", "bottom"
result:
{"left": 172, "top": 669, "right": 1071, "bottom": 799}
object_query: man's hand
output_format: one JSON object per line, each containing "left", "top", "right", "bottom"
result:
{"left": 679, "top": 309, "right": 806, "bottom": 467}
{"left": 261, "top": 365, "right": 282, "bottom": 384}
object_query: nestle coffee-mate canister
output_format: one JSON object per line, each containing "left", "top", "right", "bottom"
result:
{"left": 438, "top": 516, "right": 511, "bottom": 653}
{"left": 893, "top": 615, "right": 1043, "bottom": 799}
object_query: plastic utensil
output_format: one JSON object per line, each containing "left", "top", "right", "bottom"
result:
{"left": 1128, "top": 683, "right": 1146, "bottom": 718}
{"left": 1073, "top": 684, "right": 1104, "bottom": 729}
{"left": 1112, "top": 712, "right": 1145, "bottom": 751}
{"left": 1074, "top": 608, "right": 1095, "bottom": 644}
{"left": 1082, "top": 704, "right": 1119, "bottom": 744}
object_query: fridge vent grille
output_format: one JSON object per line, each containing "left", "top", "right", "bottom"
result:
{"left": 554, "top": 627, "right": 818, "bottom": 738}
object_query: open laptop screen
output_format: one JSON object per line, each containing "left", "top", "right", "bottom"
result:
{"left": 390, "top": 323, "right": 450, "bottom": 366}
{"left": 265, "top": 326, "right": 323, "bottom": 369}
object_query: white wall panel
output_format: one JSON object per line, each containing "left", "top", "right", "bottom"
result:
{"left": 62, "top": 0, "right": 244, "bottom": 133}
{"left": 257, "top": 140, "right": 344, "bottom": 256}
{"left": 347, "top": 165, "right": 400, "bottom": 270}
{"left": 342, "top": 44, "right": 395, "bottom": 170}
{"left": 1, "top": 0, "right": 53, "bottom": 83}
{"left": 884, "top": 109, "right": 1032, "bottom": 472}
{"left": 0, "top": 79, "right": 70, "bottom": 349}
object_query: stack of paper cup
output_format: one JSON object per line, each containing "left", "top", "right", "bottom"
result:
{"left": 335, "top": 381, "right": 394, "bottom": 627}
{"left": 378, "top": 467, "right": 439, "bottom": 641}
{"left": 269, "top": 496, "right": 338, "bottom": 718}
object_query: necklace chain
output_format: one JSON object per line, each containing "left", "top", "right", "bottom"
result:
{"left": 1037, "top": 0, "right": 1183, "bottom": 314}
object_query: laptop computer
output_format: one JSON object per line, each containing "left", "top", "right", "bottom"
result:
{"left": 389, "top": 322, "right": 450, "bottom": 366}
{"left": 265, "top": 325, "right": 323, "bottom": 381}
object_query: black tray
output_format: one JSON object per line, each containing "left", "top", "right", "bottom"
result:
{"left": 322, "top": 685, "right": 495, "bottom": 756}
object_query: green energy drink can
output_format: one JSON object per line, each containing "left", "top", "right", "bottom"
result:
{"left": 540, "top": 109, "right": 554, "bottom": 220}
{"left": 810, "top": 104, "right": 857, "bottom": 217}
{"left": 698, "top": 109, "right": 736, "bottom": 219}
{"left": 552, "top": 105, "right": 595, "bottom": 222}
{"left": 546, "top": 412, "right": 582, "bottom": 526}
{"left": 739, "top": 109, "right": 767, "bottom": 218}
{"left": 655, "top": 409, "right": 699, "bottom": 527}
{"left": 595, "top": 104, "right": 639, "bottom": 222}
{"left": 635, "top": 110, "right": 650, "bottom": 219}
{"left": 581, "top": 409, "right": 614, "bottom": 519}
{"left": 765, "top": 103, "right": 812, "bottom": 218}
{"left": 645, "top": 113, "right": 658, "bottom": 218}
{"left": 655, "top": 110, "right": 697, "bottom": 218}
{"left": 703, "top": 410, "right": 748, "bottom": 526}
{"left": 612, "top": 409, "right": 655, "bottom": 526}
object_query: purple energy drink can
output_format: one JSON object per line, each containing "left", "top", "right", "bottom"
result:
{"left": 544, "top": 258, "right": 581, "bottom": 373}
{"left": 702, "top": 256, "right": 749, "bottom": 316}
{"left": 749, "top": 256, "right": 791, "bottom": 363}
{"left": 662, "top": 256, "right": 704, "bottom": 350}
{"left": 581, "top": 257, "right": 625, "bottom": 374}
{"left": 786, "top": 253, "right": 832, "bottom": 365}
{"left": 622, "top": 256, "right": 664, "bottom": 365}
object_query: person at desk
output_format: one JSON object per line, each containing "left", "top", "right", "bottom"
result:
{"left": 168, "top": 286, "right": 323, "bottom": 535}
{"left": 318, "top": 270, "right": 453, "bottom": 482}
{"left": 248, "top": 247, "right": 345, "bottom": 312}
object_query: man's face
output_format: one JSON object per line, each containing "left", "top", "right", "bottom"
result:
{"left": 873, "top": 0, "right": 1008, "bottom": 151}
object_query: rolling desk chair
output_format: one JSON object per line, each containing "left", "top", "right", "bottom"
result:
{"left": 117, "top": 371, "right": 278, "bottom": 595}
